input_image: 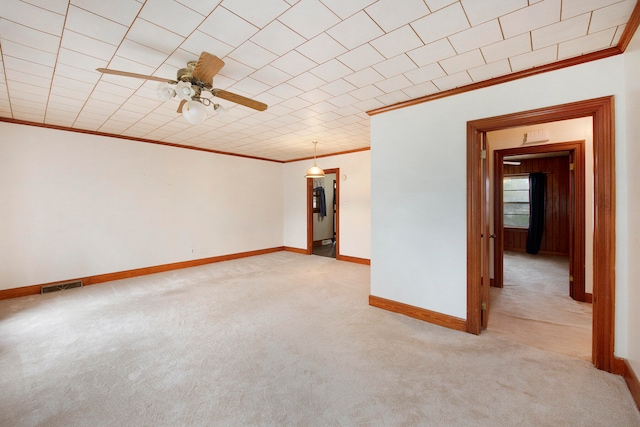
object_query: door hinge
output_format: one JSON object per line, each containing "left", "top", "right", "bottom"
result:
{"left": 481, "top": 301, "right": 487, "bottom": 311}
{"left": 481, "top": 149, "right": 487, "bottom": 159}
{"left": 569, "top": 274, "right": 574, "bottom": 282}
{"left": 569, "top": 163, "right": 575, "bottom": 171}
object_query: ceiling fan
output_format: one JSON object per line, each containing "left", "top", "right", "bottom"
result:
{"left": 96, "top": 51, "right": 267, "bottom": 124}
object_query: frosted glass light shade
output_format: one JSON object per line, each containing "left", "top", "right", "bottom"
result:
{"left": 182, "top": 100, "right": 207, "bottom": 124}
{"left": 156, "top": 82, "right": 175, "bottom": 100}
{"left": 305, "top": 163, "right": 325, "bottom": 178}
{"left": 175, "top": 81, "right": 195, "bottom": 101}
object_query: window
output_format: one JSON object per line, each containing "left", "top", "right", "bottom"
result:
{"left": 503, "top": 175, "right": 529, "bottom": 228}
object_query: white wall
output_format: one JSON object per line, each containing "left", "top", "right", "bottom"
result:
{"left": 487, "top": 118, "right": 594, "bottom": 293}
{"left": 0, "top": 122, "right": 283, "bottom": 291}
{"left": 283, "top": 150, "right": 370, "bottom": 259}
{"left": 624, "top": 29, "right": 640, "bottom": 376}
{"left": 370, "top": 54, "right": 629, "bottom": 353}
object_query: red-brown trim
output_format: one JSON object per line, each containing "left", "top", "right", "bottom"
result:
{"left": 585, "top": 293, "right": 593, "bottom": 304}
{"left": 467, "top": 96, "right": 616, "bottom": 372}
{"left": 283, "top": 246, "right": 307, "bottom": 254}
{"left": 0, "top": 247, "right": 285, "bottom": 301}
{"left": 285, "top": 147, "right": 370, "bottom": 163}
{"left": 336, "top": 254, "right": 371, "bottom": 265}
{"left": 369, "top": 295, "right": 467, "bottom": 332}
{"left": 618, "top": 1, "right": 640, "bottom": 52}
{"left": 623, "top": 359, "right": 640, "bottom": 410}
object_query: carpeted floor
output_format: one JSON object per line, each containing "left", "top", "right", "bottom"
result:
{"left": 488, "top": 251, "right": 592, "bottom": 360}
{"left": 1, "top": 252, "right": 638, "bottom": 426}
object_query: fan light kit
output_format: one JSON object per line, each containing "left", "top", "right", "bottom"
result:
{"left": 96, "top": 52, "right": 267, "bottom": 125}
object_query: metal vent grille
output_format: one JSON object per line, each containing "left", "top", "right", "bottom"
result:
{"left": 41, "top": 280, "right": 83, "bottom": 294}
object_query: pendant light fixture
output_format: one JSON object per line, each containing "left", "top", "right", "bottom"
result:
{"left": 305, "top": 141, "right": 325, "bottom": 178}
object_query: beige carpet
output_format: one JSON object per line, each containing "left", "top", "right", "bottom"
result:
{"left": 1, "top": 252, "right": 638, "bottom": 426}
{"left": 488, "top": 251, "right": 592, "bottom": 360}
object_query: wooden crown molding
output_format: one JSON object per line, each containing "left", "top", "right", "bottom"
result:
{"left": 284, "top": 146, "right": 370, "bottom": 163}
{"left": 367, "top": 3, "right": 640, "bottom": 117}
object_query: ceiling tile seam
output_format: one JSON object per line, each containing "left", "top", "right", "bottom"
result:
{"left": 44, "top": 1, "right": 74, "bottom": 125}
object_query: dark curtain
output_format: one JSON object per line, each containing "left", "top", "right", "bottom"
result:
{"left": 526, "top": 173, "right": 546, "bottom": 254}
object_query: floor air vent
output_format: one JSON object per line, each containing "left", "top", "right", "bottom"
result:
{"left": 41, "top": 280, "right": 83, "bottom": 294}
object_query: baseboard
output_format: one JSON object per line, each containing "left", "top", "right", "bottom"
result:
{"left": 369, "top": 295, "right": 466, "bottom": 332}
{"left": 585, "top": 293, "right": 593, "bottom": 303}
{"left": 336, "top": 254, "right": 371, "bottom": 265}
{"left": 283, "top": 246, "right": 307, "bottom": 254}
{"left": 0, "top": 247, "right": 285, "bottom": 301}
{"left": 623, "top": 359, "right": 640, "bottom": 411}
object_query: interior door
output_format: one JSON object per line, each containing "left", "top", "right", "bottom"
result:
{"left": 481, "top": 133, "right": 491, "bottom": 329}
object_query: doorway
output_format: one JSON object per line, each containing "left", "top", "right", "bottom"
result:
{"left": 307, "top": 168, "right": 339, "bottom": 258}
{"left": 466, "top": 96, "right": 617, "bottom": 373}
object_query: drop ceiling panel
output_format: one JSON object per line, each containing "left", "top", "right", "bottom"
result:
{"left": 0, "top": 0, "right": 636, "bottom": 162}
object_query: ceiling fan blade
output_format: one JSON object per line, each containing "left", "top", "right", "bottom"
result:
{"left": 96, "top": 68, "right": 172, "bottom": 83}
{"left": 177, "top": 99, "right": 187, "bottom": 113}
{"left": 192, "top": 52, "right": 225, "bottom": 83}
{"left": 213, "top": 89, "right": 267, "bottom": 111}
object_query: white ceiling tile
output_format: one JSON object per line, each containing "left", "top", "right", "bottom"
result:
{"left": 373, "top": 54, "right": 417, "bottom": 79}
{"left": 310, "top": 59, "right": 352, "bottom": 81}
{"left": 467, "top": 59, "right": 512, "bottom": 81}
{"left": 5, "top": 68, "right": 51, "bottom": 88}
{"left": 65, "top": 6, "right": 128, "bottom": 46}
{"left": 250, "top": 65, "right": 293, "bottom": 86}
{"left": 127, "top": 19, "right": 184, "bottom": 54}
{"left": 222, "top": 0, "right": 291, "bottom": 28}
{"left": 318, "top": 0, "right": 376, "bottom": 19}
{"left": 336, "top": 44, "right": 385, "bottom": 72}
{"left": 374, "top": 74, "right": 414, "bottom": 93}
{"left": 481, "top": 33, "right": 531, "bottom": 63}
{"left": 199, "top": 6, "right": 259, "bottom": 47}
{"left": 21, "top": 0, "right": 68, "bottom": 14}
{"left": 561, "top": 0, "right": 620, "bottom": 20}
{"left": 116, "top": 40, "right": 168, "bottom": 69}
{"left": 55, "top": 64, "right": 102, "bottom": 84}
{"left": 460, "top": 0, "right": 527, "bottom": 26}
{"left": 288, "top": 72, "right": 326, "bottom": 91}
{"left": 175, "top": 0, "right": 222, "bottom": 15}
{"left": 271, "top": 50, "right": 317, "bottom": 75}
{"left": 1, "top": 0, "right": 65, "bottom": 35}
{"left": 439, "top": 49, "right": 484, "bottom": 74}
{"left": 612, "top": 24, "right": 626, "bottom": 45}
{"left": 1, "top": 40, "right": 57, "bottom": 67}
{"left": 180, "top": 31, "right": 234, "bottom": 58}
{"left": 370, "top": 25, "right": 424, "bottom": 59}
{"left": 509, "top": 45, "right": 557, "bottom": 71}
{"left": 71, "top": 0, "right": 142, "bottom": 25}
{"left": 349, "top": 84, "right": 384, "bottom": 101}
{"left": 298, "top": 88, "right": 333, "bottom": 103}
{"left": 4, "top": 56, "right": 53, "bottom": 79}
{"left": 326, "top": 11, "right": 384, "bottom": 50}
{"left": 532, "top": 13, "right": 590, "bottom": 50}
{"left": 61, "top": 30, "right": 118, "bottom": 61}
{"left": 365, "top": 0, "right": 430, "bottom": 32}
{"left": 375, "top": 90, "right": 411, "bottom": 106}
{"left": 326, "top": 93, "right": 358, "bottom": 107}
{"left": 228, "top": 41, "right": 278, "bottom": 69}
{"left": 278, "top": 0, "right": 341, "bottom": 39}
{"left": 423, "top": 0, "right": 458, "bottom": 12}
{"left": 407, "top": 38, "right": 456, "bottom": 67}
{"left": 251, "top": 20, "right": 306, "bottom": 55}
{"left": 280, "top": 96, "right": 312, "bottom": 110}
{"left": 296, "top": 33, "right": 347, "bottom": 64}
{"left": 139, "top": 0, "right": 205, "bottom": 37}
{"left": 500, "top": 0, "right": 561, "bottom": 39}
{"left": 558, "top": 28, "right": 617, "bottom": 59}
{"left": 217, "top": 57, "right": 256, "bottom": 80}
{"left": 268, "top": 83, "right": 303, "bottom": 99}
{"left": 343, "top": 67, "right": 385, "bottom": 88}
{"left": 432, "top": 71, "right": 473, "bottom": 91}
{"left": 320, "top": 79, "right": 357, "bottom": 96}
{"left": 411, "top": 2, "right": 470, "bottom": 45}
{"left": 402, "top": 80, "right": 439, "bottom": 98}
{"left": 404, "top": 63, "right": 446, "bottom": 84}
{"left": 0, "top": 20, "right": 61, "bottom": 53}
{"left": 448, "top": 19, "right": 503, "bottom": 54}
{"left": 589, "top": 0, "right": 637, "bottom": 34}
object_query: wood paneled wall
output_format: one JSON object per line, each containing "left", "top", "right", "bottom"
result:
{"left": 503, "top": 156, "right": 570, "bottom": 256}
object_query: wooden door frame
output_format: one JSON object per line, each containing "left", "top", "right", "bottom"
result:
{"left": 307, "top": 168, "right": 340, "bottom": 256}
{"left": 493, "top": 141, "right": 586, "bottom": 303}
{"left": 467, "top": 96, "right": 617, "bottom": 373}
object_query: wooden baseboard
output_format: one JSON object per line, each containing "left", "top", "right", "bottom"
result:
{"left": 283, "top": 246, "right": 307, "bottom": 255}
{"left": 336, "top": 254, "right": 371, "bottom": 265}
{"left": 585, "top": 293, "right": 593, "bottom": 303}
{"left": 623, "top": 359, "right": 640, "bottom": 411}
{"left": 369, "top": 295, "right": 466, "bottom": 332}
{"left": 0, "top": 247, "right": 285, "bottom": 301}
